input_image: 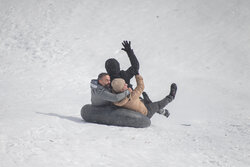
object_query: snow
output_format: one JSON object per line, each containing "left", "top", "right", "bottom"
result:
{"left": 0, "top": 0, "right": 250, "bottom": 166}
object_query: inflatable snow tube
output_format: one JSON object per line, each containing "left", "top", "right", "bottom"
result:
{"left": 81, "top": 104, "right": 151, "bottom": 128}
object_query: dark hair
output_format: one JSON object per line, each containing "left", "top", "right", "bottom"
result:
{"left": 97, "top": 72, "right": 108, "bottom": 81}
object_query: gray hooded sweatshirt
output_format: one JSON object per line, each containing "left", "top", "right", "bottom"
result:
{"left": 90, "top": 79, "right": 130, "bottom": 106}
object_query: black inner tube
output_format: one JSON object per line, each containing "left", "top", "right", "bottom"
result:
{"left": 81, "top": 104, "right": 151, "bottom": 128}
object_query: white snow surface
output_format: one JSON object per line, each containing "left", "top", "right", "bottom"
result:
{"left": 1, "top": 0, "right": 250, "bottom": 166}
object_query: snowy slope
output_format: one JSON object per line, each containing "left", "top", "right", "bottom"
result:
{"left": 1, "top": 0, "right": 250, "bottom": 166}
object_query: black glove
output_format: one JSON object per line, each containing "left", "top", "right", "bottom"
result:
{"left": 121, "top": 41, "right": 133, "bottom": 53}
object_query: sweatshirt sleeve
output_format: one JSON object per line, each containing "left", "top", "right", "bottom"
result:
{"left": 127, "top": 49, "right": 139, "bottom": 71}
{"left": 130, "top": 75, "right": 144, "bottom": 100}
{"left": 113, "top": 96, "right": 130, "bottom": 106}
{"left": 96, "top": 88, "right": 130, "bottom": 102}
{"left": 124, "top": 50, "right": 140, "bottom": 80}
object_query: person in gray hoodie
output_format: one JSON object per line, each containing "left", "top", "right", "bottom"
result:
{"left": 90, "top": 72, "right": 130, "bottom": 106}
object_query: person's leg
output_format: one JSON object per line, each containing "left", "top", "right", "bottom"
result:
{"left": 145, "top": 83, "right": 177, "bottom": 119}
{"left": 142, "top": 92, "right": 152, "bottom": 104}
{"left": 145, "top": 95, "right": 174, "bottom": 118}
{"left": 143, "top": 92, "right": 170, "bottom": 117}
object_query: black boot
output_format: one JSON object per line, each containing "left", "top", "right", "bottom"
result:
{"left": 169, "top": 83, "right": 177, "bottom": 99}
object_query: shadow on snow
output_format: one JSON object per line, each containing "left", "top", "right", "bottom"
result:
{"left": 36, "top": 112, "right": 85, "bottom": 124}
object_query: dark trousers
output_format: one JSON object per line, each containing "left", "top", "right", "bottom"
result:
{"left": 145, "top": 95, "right": 174, "bottom": 118}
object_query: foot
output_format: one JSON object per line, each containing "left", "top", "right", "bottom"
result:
{"left": 157, "top": 109, "right": 170, "bottom": 118}
{"left": 142, "top": 91, "right": 152, "bottom": 104}
{"left": 169, "top": 83, "right": 177, "bottom": 99}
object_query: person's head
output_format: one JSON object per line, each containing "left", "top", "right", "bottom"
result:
{"left": 98, "top": 73, "right": 110, "bottom": 88}
{"left": 111, "top": 78, "right": 128, "bottom": 93}
{"left": 105, "top": 58, "right": 120, "bottom": 75}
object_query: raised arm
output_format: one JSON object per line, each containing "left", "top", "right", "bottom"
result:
{"left": 121, "top": 41, "right": 140, "bottom": 76}
{"left": 130, "top": 74, "right": 144, "bottom": 100}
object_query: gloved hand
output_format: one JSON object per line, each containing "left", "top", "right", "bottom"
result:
{"left": 121, "top": 41, "right": 133, "bottom": 53}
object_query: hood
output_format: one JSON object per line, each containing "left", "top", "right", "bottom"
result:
{"left": 90, "top": 79, "right": 111, "bottom": 90}
{"left": 105, "top": 58, "right": 120, "bottom": 75}
{"left": 90, "top": 79, "right": 98, "bottom": 89}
